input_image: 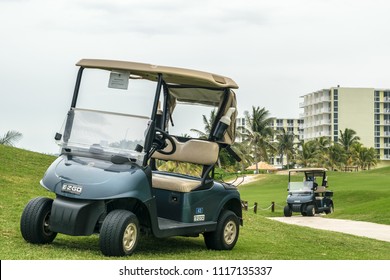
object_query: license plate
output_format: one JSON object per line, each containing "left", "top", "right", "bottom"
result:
{"left": 194, "top": 214, "right": 205, "bottom": 222}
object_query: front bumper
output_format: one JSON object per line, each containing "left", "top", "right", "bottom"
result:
{"left": 49, "top": 196, "right": 105, "bottom": 236}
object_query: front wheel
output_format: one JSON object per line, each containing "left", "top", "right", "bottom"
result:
{"left": 99, "top": 210, "right": 140, "bottom": 256}
{"left": 204, "top": 210, "right": 240, "bottom": 250}
{"left": 20, "top": 197, "right": 57, "bottom": 244}
{"left": 306, "top": 205, "right": 316, "bottom": 216}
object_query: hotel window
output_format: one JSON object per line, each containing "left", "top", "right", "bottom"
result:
{"left": 385, "top": 149, "right": 390, "bottom": 159}
{"left": 375, "top": 103, "right": 380, "bottom": 113}
{"left": 375, "top": 126, "right": 381, "bottom": 137}
{"left": 385, "top": 115, "right": 390, "bottom": 124}
{"left": 384, "top": 103, "right": 390, "bottom": 113}
{"left": 384, "top": 91, "right": 390, "bottom": 101}
{"left": 375, "top": 137, "right": 380, "bottom": 148}
{"left": 385, "top": 126, "right": 390, "bottom": 136}
{"left": 375, "top": 114, "right": 380, "bottom": 125}
{"left": 375, "top": 91, "right": 380, "bottom": 102}
{"left": 385, "top": 138, "right": 390, "bottom": 148}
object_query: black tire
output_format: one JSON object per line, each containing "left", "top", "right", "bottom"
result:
{"left": 284, "top": 205, "right": 292, "bottom": 217}
{"left": 99, "top": 210, "right": 139, "bottom": 256}
{"left": 20, "top": 197, "right": 57, "bottom": 244}
{"left": 204, "top": 210, "right": 239, "bottom": 250}
{"left": 306, "top": 205, "right": 315, "bottom": 216}
{"left": 325, "top": 203, "right": 334, "bottom": 214}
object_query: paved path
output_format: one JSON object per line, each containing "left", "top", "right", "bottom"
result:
{"left": 269, "top": 216, "right": 390, "bottom": 242}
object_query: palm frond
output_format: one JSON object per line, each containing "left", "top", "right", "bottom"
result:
{"left": 0, "top": 130, "right": 23, "bottom": 146}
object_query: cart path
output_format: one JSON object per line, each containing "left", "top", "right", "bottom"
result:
{"left": 269, "top": 216, "right": 390, "bottom": 243}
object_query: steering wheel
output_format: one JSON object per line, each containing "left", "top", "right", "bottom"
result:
{"left": 154, "top": 128, "right": 176, "bottom": 155}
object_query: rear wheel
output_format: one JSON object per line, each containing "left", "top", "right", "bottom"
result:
{"left": 306, "top": 205, "right": 315, "bottom": 216}
{"left": 204, "top": 210, "right": 239, "bottom": 250}
{"left": 20, "top": 197, "right": 57, "bottom": 244}
{"left": 284, "top": 205, "right": 292, "bottom": 217}
{"left": 100, "top": 210, "right": 139, "bottom": 256}
{"left": 325, "top": 203, "right": 334, "bottom": 214}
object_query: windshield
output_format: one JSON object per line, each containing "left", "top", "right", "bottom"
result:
{"left": 55, "top": 67, "right": 160, "bottom": 164}
{"left": 57, "top": 109, "right": 150, "bottom": 164}
{"left": 76, "top": 68, "right": 156, "bottom": 117}
{"left": 288, "top": 181, "right": 313, "bottom": 193}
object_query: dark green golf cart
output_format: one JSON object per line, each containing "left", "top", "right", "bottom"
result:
{"left": 20, "top": 59, "right": 242, "bottom": 256}
{"left": 284, "top": 168, "right": 334, "bottom": 217}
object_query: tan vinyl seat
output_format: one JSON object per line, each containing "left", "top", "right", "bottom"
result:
{"left": 151, "top": 137, "right": 219, "bottom": 192}
{"left": 315, "top": 186, "right": 326, "bottom": 193}
{"left": 315, "top": 185, "right": 326, "bottom": 200}
{"left": 152, "top": 173, "right": 201, "bottom": 193}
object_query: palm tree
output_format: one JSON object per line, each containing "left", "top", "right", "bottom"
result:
{"left": 338, "top": 128, "right": 361, "bottom": 167}
{"left": 324, "top": 143, "right": 347, "bottom": 171}
{"left": 0, "top": 130, "right": 23, "bottom": 146}
{"left": 314, "top": 136, "right": 331, "bottom": 151}
{"left": 231, "top": 141, "right": 254, "bottom": 172}
{"left": 239, "top": 106, "right": 275, "bottom": 174}
{"left": 339, "top": 128, "right": 361, "bottom": 152}
{"left": 363, "top": 147, "right": 378, "bottom": 170}
{"left": 275, "top": 128, "right": 296, "bottom": 169}
{"left": 351, "top": 143, "right": 378, "bottom": 170}
{"left": 311, "top": 136, "right": 331, "bottom": 167}
{"left": 190, "top": 109, "right": 217, "bottom": 139}
{"left": 296, "top": 140, "right": 317, "bottom": 167}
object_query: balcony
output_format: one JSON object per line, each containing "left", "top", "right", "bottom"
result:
{"left": 312, "top": 108, "right": 331, "bottom": 115}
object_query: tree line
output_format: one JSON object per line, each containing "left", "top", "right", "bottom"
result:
{"left": 233, "top": 106, "right": 378, "bottom": 173}
{"left": 2, "top": 106, "right": 378, "bottom": 174}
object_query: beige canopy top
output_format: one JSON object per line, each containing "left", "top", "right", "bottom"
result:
{"left": 76, "top": 59, "right": 238, "bottom": 145}
{"left": 77, "top": 59, "right": 238, "bottom": 89}
{"left": 288, "top": 168, "right": 327, "bottom": 173}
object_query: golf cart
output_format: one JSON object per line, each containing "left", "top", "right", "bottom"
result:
{"left": 283, "top": 168, "right": 334, "bottom": 217}
{"left": 20, "top": 59, "right": 243, "bottom": 256}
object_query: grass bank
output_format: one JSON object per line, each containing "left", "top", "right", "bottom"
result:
{"left": 1, "top": 145, "right": 390, "bottom": 259}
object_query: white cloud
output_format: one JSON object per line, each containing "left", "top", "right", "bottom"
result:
{"left": 1, "top": 0, "right": 390, "bottom": 153}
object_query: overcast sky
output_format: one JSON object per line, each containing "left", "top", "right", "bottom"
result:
{"left": 1, "top": 0, "right": 390, "bottom": 154}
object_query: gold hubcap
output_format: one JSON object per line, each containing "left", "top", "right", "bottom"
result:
{"left": 123, "top": 223, "right": 137, "bottom": 252}
{"left": 224, "top": 221, "right": 237, "bottom": 245}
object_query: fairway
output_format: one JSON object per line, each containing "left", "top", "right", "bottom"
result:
{"left": 1, "top": 145, "right": 390, "bottom": 259}
{"left": 238, "top": 168, "right": 390, "bottom": 225}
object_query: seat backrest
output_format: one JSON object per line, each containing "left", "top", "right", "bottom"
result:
{"left": 152, "top": 137, "right": 219, "bottom": 166}
{"left": 315, "top": 186, "right": 326, "bottom": 193}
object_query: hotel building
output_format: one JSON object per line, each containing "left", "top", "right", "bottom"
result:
{"left": 300, "top": 87, "right": 390, "bottom": 160}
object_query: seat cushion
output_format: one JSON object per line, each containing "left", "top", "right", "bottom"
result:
{"left": 152, "top": 173, "right": 201, "bottom": 193}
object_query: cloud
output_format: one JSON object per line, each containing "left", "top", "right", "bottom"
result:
{"left": 22, "top": 0, "right": 268, "bottom": 36}
{"left": 1, "top": 0, "right": 390, "bottom": 153}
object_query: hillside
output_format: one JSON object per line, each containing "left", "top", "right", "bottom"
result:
{"left": 1, "top": 145, "right": 390, "bottom": 260}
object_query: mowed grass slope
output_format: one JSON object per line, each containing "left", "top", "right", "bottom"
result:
{"left": 1, "top": 145, "right": 390, "bottom": 259}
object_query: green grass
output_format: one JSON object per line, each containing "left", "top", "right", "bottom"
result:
{"left": 239, "top": 168, "right": 390, "bottom": 224}
{"left": 1, "top": 145, "right": 390, "bottom": 259}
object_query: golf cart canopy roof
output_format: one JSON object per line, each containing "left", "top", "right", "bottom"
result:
{"left": 288, "top": 168, "right": 327, "bottom": 176}
{"left": 77, "top": 59, "right": 239, "bottom": 89}
{"left": 76, "top": 59, "right": 239, "bottom": 145}
{"left": 289, "top": 168, "right": 327, "bottom": 172}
